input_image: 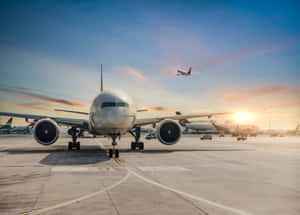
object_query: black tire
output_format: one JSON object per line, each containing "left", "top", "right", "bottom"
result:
{"left": 131, "top": 142, "right": 136, "bottom": 150}
{"left": 109, "top": 149, "right": 113, "bottom": 158}
{"left": 76, "top": 142, "right": 80, "bottom": 150}
{"left": 115, "top": 149, "right": 119, "bottom": 158}
{"left": 138, "top": 142, "right": 144, "bottom": 150}
{"left": 68, "top": 142, "right": 72, "bottom": 150}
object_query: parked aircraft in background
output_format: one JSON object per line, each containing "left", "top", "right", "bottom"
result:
{"left": 0, "top": 118, "right": 13, "bottom": 134}
{"left": 176, "top": 112, "right": 218, "bottom": 134}
{"left": 177, "top": 67, "right": 192, "bottom": 76}
{"left": 0, "top": 67, "right": 230, "bottom": 158}
{"left": 9, "top": 119, "right": 38, "bottom": 134}
{"left": 211, "top": 120, "right": 260, "bottom": 140}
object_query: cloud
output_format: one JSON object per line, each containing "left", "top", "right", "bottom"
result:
{"left": 138, "top": 106, "right": 173, "bottom": 112}
{"left": 15, "top": 102, "right": 54, "bottom": 112}
{"left": 0, "top": 87, "right": 88, "bottom": 109}
{"left": 223, "top": 85, "right": 298, "bottom": 101}
{"left": 121, "top": 66, "right": 166, "bottom": 92}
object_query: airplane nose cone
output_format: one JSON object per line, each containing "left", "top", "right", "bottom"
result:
{"left": 105, "top": 109, "right": 130, "bottom": 127}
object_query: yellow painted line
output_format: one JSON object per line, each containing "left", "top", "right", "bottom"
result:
{"left": 102, "top": 166, "right": 115, "bottom": 171}
{"left": 113, "top": 157, "right": 123, "bottom": 166}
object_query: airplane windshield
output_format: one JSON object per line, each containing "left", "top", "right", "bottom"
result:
{"left": 101, "top": 102, "right": 129, "bottom": 108}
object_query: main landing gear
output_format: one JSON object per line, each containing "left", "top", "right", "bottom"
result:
{"left": 108, "top": 134, "right": 119, "bottom": 158}
{"left": 68, "top": 127, "right": 80, "bottom": 150}
{"left": 129, "top": 127, "right": 144, "bottom": 151}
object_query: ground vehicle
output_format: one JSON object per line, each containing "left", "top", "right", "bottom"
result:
{"left": 146, "top": 133, "right": 156, "bottom": 140}
{"left": 200, "top": 134, "right": 212, "bottom": 140}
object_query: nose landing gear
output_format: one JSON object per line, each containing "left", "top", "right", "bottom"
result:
{"left": 108, "top": 134, "right": 120, "bottom": 158}
{"left": 68, "top": 127, "right": 80, "bottom": 150}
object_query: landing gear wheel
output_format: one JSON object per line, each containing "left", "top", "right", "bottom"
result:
{"left": 138, "top": 142, "right": 144, "bottom": 150}
{"left": 68, "top": 142, "right": 72, "bottom": 150}
{"left": 131, "top": 142, "right": 136, "bottom": 150}
{"left": 76, "top": 142, "right": 80, "bottom": 150}
{"left": 109, "top": 149, "right": 113, "bottom": 158}
{"left": 115, "top": 149, "right": 119, "bottom": 158}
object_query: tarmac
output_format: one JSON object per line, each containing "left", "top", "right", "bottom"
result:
{"left": 0, "top": 135, "right": 300, "bottom": 215}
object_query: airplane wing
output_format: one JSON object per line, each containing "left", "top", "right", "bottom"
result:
{"left": 0, "top": 112, "right": 89, "bottom": 129}
{"left": 135, "top": 112, "right": 232, "bottom": 127}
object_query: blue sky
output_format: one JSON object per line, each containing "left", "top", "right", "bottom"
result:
{"left": 0, "top": 0, "right": 299, "bottom": 128}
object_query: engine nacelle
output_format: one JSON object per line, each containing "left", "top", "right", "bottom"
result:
{"left": 33, "top": 119, "right": 59, "bottom": 145}
{"left": 156, "top": 120, "right": 181, "bottom": 145}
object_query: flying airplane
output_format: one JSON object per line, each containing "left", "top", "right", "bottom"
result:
{"left": 0, "top": 66, "right": 230, "bottom": 158}
{"left": 177, "top": 67, "right": 192, "bottom": 76}
{"left": 0, "top": 117, "right": 13, "bottom": 134}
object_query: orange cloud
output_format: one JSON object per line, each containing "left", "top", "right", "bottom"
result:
{"left": 223, "top": 85, "right": 297, "bottom": 101}
{"left": 15, "top": 102, "right": 54, "bottom": 112}
{"left": 0, "top": 87, "right": 88, "bottom": 109}
{"left": 138, "top": 106, "right": 173, "bottom": 112}
{"left": 121, "top": 67, "right": 166, "bottom": 92}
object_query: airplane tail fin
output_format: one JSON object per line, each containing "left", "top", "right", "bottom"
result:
{"left": 6, "top": 117, "right": 13, "bottom": 125}
{"left": 188, "top": 67, "right": 192, "bottom": 74}
{"left": 175, "top": 111, "right": 190, "bottom": 125}
{"left": 28, "top": 119, "right": 38, "bottom": 127}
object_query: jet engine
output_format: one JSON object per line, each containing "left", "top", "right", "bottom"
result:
{"left": 33, "top": 119, "right": 59, "bottom": 145}
{"left": 156, "top": 120, "right": 181, "bottom": 145}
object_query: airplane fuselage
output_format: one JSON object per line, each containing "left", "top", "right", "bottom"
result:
{"left": 89, "top": 90, "right": 136, "bottom": 135}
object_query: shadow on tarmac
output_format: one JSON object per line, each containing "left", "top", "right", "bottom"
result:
{"left": 2, "top": 145, "right": 254, "bottom": 166}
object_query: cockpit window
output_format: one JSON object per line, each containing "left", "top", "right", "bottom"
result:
{"left": 101, "top": 102, "right": 129, "bottom": 108}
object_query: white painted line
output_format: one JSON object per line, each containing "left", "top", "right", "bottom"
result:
{"left": 52, "top": 166, "right": 99, "bottom": 172}
{"left": 128, "top": 168, "right": 253, "bottom": 215}
{"left": 139, "top": 166, "right": 190, "bottom": 172}
{"left": 22, "top": 170, "right": 130, "bottom": 215}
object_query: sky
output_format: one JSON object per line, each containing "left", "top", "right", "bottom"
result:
{"left": 0, "top": 0, "right": 299, "bottom": 129}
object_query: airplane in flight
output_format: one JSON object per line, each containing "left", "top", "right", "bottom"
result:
{"left": 0, "top": 66, "right": 230, "bottom": 158}
{"left": 177, "top": 67, "right": 192, "bottom": 76}
{"left": 0, "top": 117, "right": 13, "bottom": 134}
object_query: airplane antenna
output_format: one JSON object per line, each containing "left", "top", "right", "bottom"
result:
{"left": 100, "top": 64, "right": 103, "bottom": 92}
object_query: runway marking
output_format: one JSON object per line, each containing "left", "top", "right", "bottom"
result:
{"left": 113, "top": 158, "right": 253, "bottom": 215}
{"left": 21, "top": 170, "right": 130, "bottom": 215}
{"left": 52, "top": 166, "right": 99, "bottom": 173}
{"left": 139, "top": 166, "right": 190, "bottom": 172}
{"left": 102, "top": 166, "right": 115, "bottom": 171}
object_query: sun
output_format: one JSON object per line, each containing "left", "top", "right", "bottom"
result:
{"left": 234, "top": 112, "right": 253, "bottom": 123}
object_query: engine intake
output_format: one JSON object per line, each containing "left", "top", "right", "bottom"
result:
{"left": 156, "top": 120, "right": 181, "bottom": 145}
{"left": 33, "top": 119, "right": 59, "bottom": 145}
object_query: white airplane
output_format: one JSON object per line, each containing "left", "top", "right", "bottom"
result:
{"left": 0, "top": 66, "right": 229, "bottom": 158}
{"left": 9, "top": 119, "right": 38, "bottom": 134}
{"left": 176, "top": 112, "right": 217, "bottom": 133}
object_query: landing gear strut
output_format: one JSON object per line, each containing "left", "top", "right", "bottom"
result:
{"left": 68, "top": 127, "right": 80, "bottom": 150}
{"left": 129, "top": 127, "right": 144, "bottom": 151}
{"left": 108, "top": 134, "right": 119, "bottom": 158}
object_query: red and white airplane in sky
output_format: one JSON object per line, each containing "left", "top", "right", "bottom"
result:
{"left": 177, "top": 67, "right": 192, "bottom": 76}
